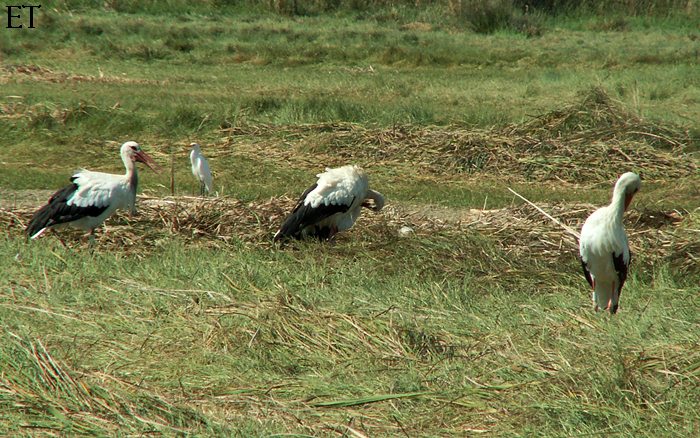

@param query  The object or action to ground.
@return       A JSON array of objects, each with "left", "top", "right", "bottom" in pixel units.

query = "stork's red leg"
[
  {"left": 606, "top": 283, "right": 614, "bottom": 312},
  {"left": 328, "top": 225, "right": 339, "bottom": 240},
  {"left": 611, "top": 282, "right": 619, "bottom": 314}
]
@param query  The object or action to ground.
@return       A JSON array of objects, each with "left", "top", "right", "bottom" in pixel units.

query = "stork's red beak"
[
  {"left": 135, "top": 150, "right": 160, "bottom": 173},
  {"left": 624, "top": 193, "right": 634, "bottom": 211}
]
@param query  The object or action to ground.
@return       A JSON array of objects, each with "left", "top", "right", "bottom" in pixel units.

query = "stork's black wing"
[
  {"left": 612, "top": 251, "right": 630, "bottom": 293},
  {"left": 580, "top": 256, "right": 594, "bottom": 288},
  {"left": 610, "top": 250, "right": 631, "bottom": 314},
  {"left": 26, "top": 181, "right": 108, "bottom": 238},
  {"left": 274, "top": 183, "right": 353, "bottom": 241}
]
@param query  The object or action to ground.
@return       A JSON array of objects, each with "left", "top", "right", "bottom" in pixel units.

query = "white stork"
[
  {"left": 26, "top": 141, "right": 159, "bottom": 244},
  {"left": 579, "top": 172, "right": 641, "bottom": 314},
  {"left": 274, "top": 165, "right": 385, "bottom": 241},
  {"left": 189, "top": 142, "right": 213, "bottom": 196}
]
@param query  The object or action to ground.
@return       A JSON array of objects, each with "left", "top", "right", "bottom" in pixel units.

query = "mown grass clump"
[
  {"left": 9, "top": 100, "right": 147, "bottom": 140},
  {"left": 449, "top": 0, "right": 536, "bottom": 34},
  {"left": 0, "top": 332, "right": 228, "bottom": 434},
  {"left": 220, "top": 87, "right": 696, "bottom": 184}
]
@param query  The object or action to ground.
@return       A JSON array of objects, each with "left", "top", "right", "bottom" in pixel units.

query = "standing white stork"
[
  {"left": 579, "top": 172, "right": 641, "bottom": 314},
  {"left": 189, "top": 142, "right": 213, "bottom": 196},
  {"left": 274, "top": 165, "right": 385, "bottom": 241},
  {"left": 26, "top": 141, "right": 159, "bottom": 245}
]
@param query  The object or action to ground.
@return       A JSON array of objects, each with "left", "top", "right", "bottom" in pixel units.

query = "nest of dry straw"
[
  {"left": 0, "top": 196, "right": 292, "bottom": 251},
  {"left": 2, "top": 196, "right": 696, "bottom": 275}
]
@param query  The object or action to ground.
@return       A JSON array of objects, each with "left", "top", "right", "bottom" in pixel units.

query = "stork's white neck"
[
  {"left": 122, "top": 151, "right": 138, "bottom": 191},
  {"left": 365, "top": 189, "right": 385, "bottom": 211},
  {"left": 609, "top": 185, "right": 627, "bottom": 222}
]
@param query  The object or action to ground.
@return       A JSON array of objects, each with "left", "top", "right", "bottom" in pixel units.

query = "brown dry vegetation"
[
  {"left": 2, "top": 87, "right": 697, "bottom": 273},
  {"left": 213, "top": 88, "right": 697, "bottom": 184},
  {"left": 3, "top": 193, "right": 697, "bottom": 274},
  {"left": 0, "top": 64, "right": 163, "bottom": 85}
]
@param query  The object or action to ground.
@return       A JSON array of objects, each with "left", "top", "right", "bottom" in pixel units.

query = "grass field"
[{"left": 1, "top": 2, "right": 699, "bottom": 436}]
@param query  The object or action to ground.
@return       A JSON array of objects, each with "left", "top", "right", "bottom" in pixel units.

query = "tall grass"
[{"left": 1, "top": 216, "right": 698, "bottom": 435}]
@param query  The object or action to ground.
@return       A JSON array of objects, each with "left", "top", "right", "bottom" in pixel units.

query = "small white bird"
[
  {"left": 579, "top": 172, "right": 641, "bottom": 314},
  {"left": 274, "top": 165, "right": 385, "bottom": 241},
  {"left": 189, "top": 142, "right": 213, "bottom": 196},
  {"left": 26, "top": 141, "right": 159, "bottom": 244},
  {"left": 398, "top": 226, "right": 414, "bottom": 237}
]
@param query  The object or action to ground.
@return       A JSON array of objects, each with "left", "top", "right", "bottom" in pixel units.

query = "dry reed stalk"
[{"left": 507, "top": 187, "right": 581, "bottom": 241}]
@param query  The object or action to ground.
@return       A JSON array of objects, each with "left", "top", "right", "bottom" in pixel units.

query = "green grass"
[
  {"left": 1, "top": 230, "right": 698, "bottom": 435},
  {"left": 1, "top": 3, "right": 699, "bottom": 436}
]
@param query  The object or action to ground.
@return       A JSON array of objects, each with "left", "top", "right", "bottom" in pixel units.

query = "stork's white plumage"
[
  {"left": 274, "top": 165, "right": 385, "bottom": 241},
  {"left": 579, "top": 172, "right": 641, "bottom": 314},
  {"left": 26, "top": 141, "right": 159, "bottom": 244},
  {"left": 190, "top": 143, "right": 213, "bottom": 196}
]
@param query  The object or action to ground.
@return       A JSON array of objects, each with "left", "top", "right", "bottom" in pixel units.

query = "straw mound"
[
  {"left": 221, "top": 88, "right": 696, "bottom": 183},
  {"left": 3, "top": 195, "right": 696, "bottom": 274},
  {"left": 385, "top": 201, "right": 697, "bottom": 273},
  {"left": 0, "top": 63, "right": 160, "bottom": 85}
]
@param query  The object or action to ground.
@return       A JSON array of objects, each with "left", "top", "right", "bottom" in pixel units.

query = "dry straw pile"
[
  {"left": 221, "top": 87, "right": 697, "bottom": 183},
  {"left": 3, "top": 195, "right": 697, "bottom": 276}
]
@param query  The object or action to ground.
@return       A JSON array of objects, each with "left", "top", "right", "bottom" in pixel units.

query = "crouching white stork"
[
  {"left": 189, "top": 142, "right": 213, "bottom": 196},
  {"left": 579, "top": 172, "right": 641, "bottom": 314},
  {"left": 274, "top": 165, "right": 385, "bottom": 241},
  {"left": 26, "top": 141, "right": 159, "bottom": 245}
]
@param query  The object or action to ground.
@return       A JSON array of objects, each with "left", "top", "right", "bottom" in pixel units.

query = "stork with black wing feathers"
[
  {"left": 26, "top": 141, "right": 159, "bottom": 245},
  {"left": 579, "top": 172, "right": 641, "bottom": 314},
  {"left": 274, "top": 165, "right": 385, "bottom": 241}
]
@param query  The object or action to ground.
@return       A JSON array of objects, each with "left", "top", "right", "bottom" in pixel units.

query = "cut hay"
[
  {"left": 2, "top": 195, "right": 697, "bottom": 275},
  {"left": 220, "top": 87, "right": 697, "bottom": 183},
  {"left": 0, "top": 63, "right": 162, "bottom": 85},
  {"left": 0, "top": 332, "right": 218, "bottom": 435},
  {"left": 509, "top": 86, "right": 690, "bottom": 149}
]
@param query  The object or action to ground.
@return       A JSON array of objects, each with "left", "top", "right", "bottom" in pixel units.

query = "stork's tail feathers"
[
  {"left": 25, "top": 183, "right": 80, "bottom": 240},
  {"left": 26, "top": 204, "right": 54, "bottom": 239},
  {"left": 273, "top": 224, "right": 301, "bottom": 242},
  {"left": 273, "top": 229, "right": 285, "bottom": 242}
]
